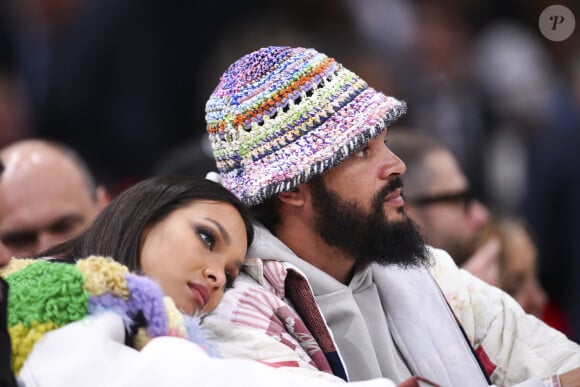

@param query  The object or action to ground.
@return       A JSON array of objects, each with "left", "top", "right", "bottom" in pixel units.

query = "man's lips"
[
  {"left": 187, "top": 282, "right": 209, "bottom": 308},
  {"left": 384, "top": 188, "right": 404, "bottom": 206}
]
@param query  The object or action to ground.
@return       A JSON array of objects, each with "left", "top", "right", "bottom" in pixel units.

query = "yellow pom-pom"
[
  {"left": 163, "top": 297, "right": 187, "bottom": 338},
  {"left": 76, "top": 256, "right": 129, "bottom": 298},
  {"left": 10, "top": 321, "right": 59, "bottom": 374},
  {"left": 0, "top": 258, "right": 37, "bottom": 278},
  {"left": 133, "top": 327, "right": 152, "bottom": 351}
]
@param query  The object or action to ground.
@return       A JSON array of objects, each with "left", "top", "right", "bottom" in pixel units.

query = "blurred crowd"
[{"left": 0, "top": 0, "right": 578, "bottom": 339}]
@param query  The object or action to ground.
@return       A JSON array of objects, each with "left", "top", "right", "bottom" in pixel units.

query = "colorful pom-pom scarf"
[{"left": 0, "top": 256, "right": 219, "bottom": 374}]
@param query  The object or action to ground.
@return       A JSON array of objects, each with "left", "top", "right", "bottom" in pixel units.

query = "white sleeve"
[
  {"left": 429, "top": 247, "right": 580, "bottom": 386},
  {"left": 18, "top": 312, "right": 137, "bottom": 387},
  {"left": 18, "top": 312, "right": 395, "bottom": 387}
]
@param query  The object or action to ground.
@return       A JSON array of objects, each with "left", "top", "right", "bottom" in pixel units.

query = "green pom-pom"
[{"left": 6, "top": 261, "right": 89, "bottom": 327}]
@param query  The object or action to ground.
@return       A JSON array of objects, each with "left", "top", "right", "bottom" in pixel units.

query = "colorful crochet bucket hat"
[{"left": 205, "top": 46, "right": 407, "bottom": 206}]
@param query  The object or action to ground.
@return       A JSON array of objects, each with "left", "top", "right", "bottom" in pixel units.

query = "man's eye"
[
  {"left": 1, "top": 233, "right": 36, "bottom": 249},
  {"left": 354, "top": 146, "right": 368, "bottom": 158}
]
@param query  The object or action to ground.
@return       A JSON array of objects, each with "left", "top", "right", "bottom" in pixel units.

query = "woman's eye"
[
  {"left": 197, "top": 228, "right": 216, "bottom": 250},
  {"left": 225, "top": 273, "right": 236, "bottom": 289}
]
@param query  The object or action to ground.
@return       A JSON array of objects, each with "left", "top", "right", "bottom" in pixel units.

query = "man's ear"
[
  {"left": 95, "top": 186, "right": 111, "bottom": 210},
  {"left": 277, "top": 185, "right": 306, "bottom": 207}
]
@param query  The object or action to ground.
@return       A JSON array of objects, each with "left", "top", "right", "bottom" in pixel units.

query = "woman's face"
[
  {"left": 502, "top": 224, "right": 547, "bottom": 318},
  {"left": 140, "top": 200, "right": 248, "bottom": 316}
]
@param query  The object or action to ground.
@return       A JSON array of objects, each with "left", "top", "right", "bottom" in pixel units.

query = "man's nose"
[
  {"left": 379, "top": 146, "right": 406, "bottom": 180},
  {"left": 468, "top": 200, "right": 490, "bottom": 229}
]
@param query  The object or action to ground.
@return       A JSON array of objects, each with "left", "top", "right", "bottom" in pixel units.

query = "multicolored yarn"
[
  {"left": 205, "top": 46, "right": 407, "bottom": 205},
  {"left": 0, "top": 256, "right": 219, "bottom": 374}
]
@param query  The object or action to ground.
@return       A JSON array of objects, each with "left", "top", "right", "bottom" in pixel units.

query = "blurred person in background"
[
  {"left": 0, "top": 139, "right": 109, "bottom": 261},
  {"left": 472, "top": 17, "right": 580, "bottom": 342},
  {"left": 387, "top": 128, "right": 500, "bottom": 286},
  {"left": 476, "top": 215, "right": 571, "bottom": 335}
]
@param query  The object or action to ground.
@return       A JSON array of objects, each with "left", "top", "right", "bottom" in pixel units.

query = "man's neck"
[{"left": 276, "top": 220, "right": 355, "bottom": 284}]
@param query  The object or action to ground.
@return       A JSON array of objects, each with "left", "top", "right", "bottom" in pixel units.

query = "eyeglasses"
[{"left": 407, "top": 189, "right": 475, "bottom": 212}]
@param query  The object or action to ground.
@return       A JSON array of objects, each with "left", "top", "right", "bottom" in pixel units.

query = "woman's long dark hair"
[{"left": 40, "top": 176, "right": 254, "bottom": 271}]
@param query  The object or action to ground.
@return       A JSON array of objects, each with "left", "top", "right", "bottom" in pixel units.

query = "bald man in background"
[{"left": 0, "top": 139, "right": 109, "bottom": 261}]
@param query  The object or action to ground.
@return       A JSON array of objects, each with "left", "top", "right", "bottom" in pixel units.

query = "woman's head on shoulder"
[{"left": 43, "top": 175, "right": 254, "bottom": 316}]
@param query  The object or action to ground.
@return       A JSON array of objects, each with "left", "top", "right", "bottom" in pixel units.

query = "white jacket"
[
  {"left": 203, "top": 224, "right": 580, "bottom": 387},
  {"left": 18, "top": 312, "right": 395, "bottom": 387}
]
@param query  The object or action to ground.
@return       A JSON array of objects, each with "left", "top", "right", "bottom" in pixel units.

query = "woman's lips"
[{"left": 187, "top": 282, "right": 209, "bottom": 308}]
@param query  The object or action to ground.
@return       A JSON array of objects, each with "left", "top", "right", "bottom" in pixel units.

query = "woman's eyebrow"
[{"left": 204, "top": 218, "right": 231, "bottom": 244}]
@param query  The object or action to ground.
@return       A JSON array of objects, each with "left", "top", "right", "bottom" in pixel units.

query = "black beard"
[{"left": 310, "top": 176, "right": 430, "bottom": 269}]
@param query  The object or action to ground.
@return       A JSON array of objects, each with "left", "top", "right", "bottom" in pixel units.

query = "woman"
[
  {"left": 42, "top": 175, "right": 254, "bottom": 316},
  {"left": 2, "top": 176, "right": 252, "bottom": 374},
  {"left": 477, "top": 215, "right": 570, "bottom": 335}
]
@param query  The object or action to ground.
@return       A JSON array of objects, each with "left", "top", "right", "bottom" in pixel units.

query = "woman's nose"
[{"left": 205, "top": 266, "right": 226, "bottom": 288}]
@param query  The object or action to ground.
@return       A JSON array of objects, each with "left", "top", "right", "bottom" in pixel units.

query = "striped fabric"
[
  {"left": 216, "top": 258, "right": 336, "bottom": 375},
  {"left": 205, "top": 46, "right": 406, "bottom": 206}
]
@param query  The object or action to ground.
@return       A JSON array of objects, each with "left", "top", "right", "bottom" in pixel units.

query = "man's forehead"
[
  {"left": 2, "top": 145, "right": 67, "bottom": 178},
  {"left": 2, "top": 159, "right": 90, "bottom": 202}
]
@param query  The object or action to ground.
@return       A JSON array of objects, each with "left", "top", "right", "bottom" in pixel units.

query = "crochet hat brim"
[{"left": 220, "top": 89, "right": 406, "bottom": 206}]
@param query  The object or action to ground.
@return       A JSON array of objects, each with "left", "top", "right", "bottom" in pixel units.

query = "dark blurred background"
[{"left": 1, "top": 0, "right": 579, "bottom": 339}]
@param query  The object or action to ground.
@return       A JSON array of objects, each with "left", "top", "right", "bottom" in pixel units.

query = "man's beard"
[{"left": 310, "top": 176, "right": 430, "bottom": 269}]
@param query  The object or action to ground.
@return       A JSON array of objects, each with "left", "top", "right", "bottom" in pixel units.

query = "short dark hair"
[
  {"left": 40, "top": 176, "right": 254, "bottom": 271},
  {"left": 251, "top": 175, "right": 327, "bottom": 235}
]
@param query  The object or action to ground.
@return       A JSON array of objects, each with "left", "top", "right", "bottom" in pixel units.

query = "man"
[
  {"left": 202, "top": 46, "right": 580, "bottom": 386},
  {"left": 386, "top": 129, "right": 500, "bottom": 286},
  {"left": 0, "top": 139, "right": 109, "bottom": 261}
]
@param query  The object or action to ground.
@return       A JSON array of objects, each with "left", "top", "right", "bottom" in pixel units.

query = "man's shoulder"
[{"left": 215, "top": 261, "right": 291, "bottom": 321}]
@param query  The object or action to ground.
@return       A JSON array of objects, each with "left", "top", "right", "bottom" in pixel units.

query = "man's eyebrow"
[{"left": 205, "top": 218, "right": 231, "bottom": 245}]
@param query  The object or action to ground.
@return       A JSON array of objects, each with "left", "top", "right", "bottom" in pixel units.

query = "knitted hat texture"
[{"left": 205, "top": 46, "right": 407, "bottom": 205}]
